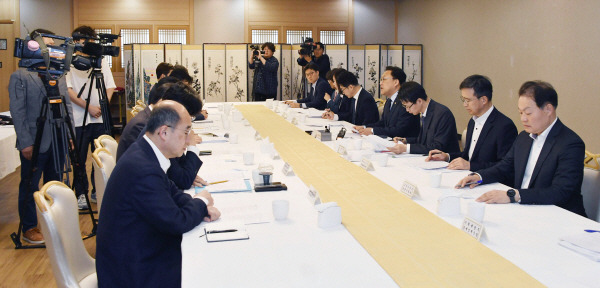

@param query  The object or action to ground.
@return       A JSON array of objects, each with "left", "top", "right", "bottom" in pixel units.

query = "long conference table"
[{"left": 182, "top": 102, "right": 600, "bottom": 288}]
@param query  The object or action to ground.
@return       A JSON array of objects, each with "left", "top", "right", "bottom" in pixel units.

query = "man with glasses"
[
  {"left": 387, "top": 82, "right": 460, "bottom": 154},
  {"left": 312, "top": 42, "right": 330, "bottom": 80},
  {"left": 354, "top": 66, "right": 420, "bottom": 138},
  {"left": 322, "top": 70, "right": 379, "bottom": 125},
  {"left": 426, "top": 75, "right": 517, "bottom": 175},
  {"left": 286, "top": 63, "right": 332, "bottom": 110},
  {"left": 97, "top": 100, "right": 221, "bottom": 287}
]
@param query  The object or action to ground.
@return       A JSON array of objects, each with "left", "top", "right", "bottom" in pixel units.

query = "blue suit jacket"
[
  {"left": 326, "top": 90, "right": 343, "bottom": 114},
  {"left": 368, "top": 95, "right": 420, "bottom": 138},
  {"left": 116, "top": 106, "right": 150, "bottom": 161},
  {"left": 336, "top": 89, "right": 380, "bottom": 125},
  {"left": 450, "top": 107, "right": 517, "bottom": 175},
  {"left": 477, "top": 119, "right": 586, "bottom": 216},
  {"left": 407, "top": 99, "right": 460, "bottom": 154},
  {"left": 97, "top": 137, "right": 208, "bottom": 288},
  {"left": 297, "top": 78, "right": 332, "bottom": 110}
]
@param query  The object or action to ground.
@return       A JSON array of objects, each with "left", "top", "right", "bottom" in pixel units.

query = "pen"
[
  {"left": 379, "top": 150, "right": 391, "bottom": 153},
  {"left": 207, "top": 229, "right": 238, "bottom": 234},
  {"left": 209, "top": 180, "right": 229, "bottom": 185},
  {"left": 454, "top": 180, "right": 482, "bottom": 189},
  {"left": 584, "top": 229, "right": 600, "bottom": 233}
]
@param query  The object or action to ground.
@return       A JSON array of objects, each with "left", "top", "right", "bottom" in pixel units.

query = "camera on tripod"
[
  {"left": 298, "top": 37, "right": 315, "bottom": 57},
  {"left": 71, "top": 32, "right": 120, "bottom": 70},
  {"left": 14, "top": 33, "right": 75, "bottom": 77}
]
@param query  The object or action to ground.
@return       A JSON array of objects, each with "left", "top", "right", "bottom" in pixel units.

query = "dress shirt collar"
[
  {"left": 143, "top": 134, "right": 171, "bottom": 173},
  {"left": 473, "top": 105, "right": 494, "bottom": 124},
  {"left": 389, "top": 91, "right": 399, "bottom": 103},
  {"left": 148, "top": 104, "right": 153, "bottom": 111},
  {"left": 421, "top": 100, "right": 430, "bottom": 118},
  {"left": 352, "top": 87, "right": 362, "bottom": 100},
  {"left": 530, "top": 117, "right": 558, "bottom": 141}
]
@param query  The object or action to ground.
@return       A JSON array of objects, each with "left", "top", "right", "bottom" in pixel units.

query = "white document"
[
  {"left": 559, "top": 231, "right": 600, "bottom": 261},
  {"left": 411, "top": 160, "right": 449, "bottom": 170},
  {"left": 365, "top": 135, "right": 396, "bottom": 151}
]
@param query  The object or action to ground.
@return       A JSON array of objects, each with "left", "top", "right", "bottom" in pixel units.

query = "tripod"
[
  {"left": 10, "top": 73, "right": 89, "bottom": 249},
  {"left": 74, "top": 67, "right": 113, "bottom": 224}
]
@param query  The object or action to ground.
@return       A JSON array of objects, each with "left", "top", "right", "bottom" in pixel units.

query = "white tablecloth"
[{"left": 0, "top": 126, "right": 21, "bottom": 179}]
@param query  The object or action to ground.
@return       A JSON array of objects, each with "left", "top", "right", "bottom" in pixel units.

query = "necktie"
[
  {"left": 309, "top": 86, "right": 315, "bottom": 99},
  {"left": 350, "top": 98, "right": 357, "bottom": 124},
  {"left": 418, "top": 114, "right": 425, "bottom": 143},
  {"left": 388, "top": 99, "right": 393, "bottom": 111}
]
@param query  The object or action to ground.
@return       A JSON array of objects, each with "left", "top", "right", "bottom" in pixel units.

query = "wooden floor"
[{"left": 0, "top": 154, "right": 98, "bottom": 288}]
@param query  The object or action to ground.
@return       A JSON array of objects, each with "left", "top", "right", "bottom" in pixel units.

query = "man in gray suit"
[{"left": 9, "top": 29, "right": 74, "bottom": 244}]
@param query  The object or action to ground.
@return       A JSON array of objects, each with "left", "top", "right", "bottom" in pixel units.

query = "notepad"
[{"left": 204, "top": 222, "right": 249, "bottom": 242}]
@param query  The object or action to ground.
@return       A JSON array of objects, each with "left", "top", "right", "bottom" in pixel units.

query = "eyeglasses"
[
  {"left": 402, "top": 102, "right": 414, "bottom": 109},
  {"left": 459, "top": 96, "right": 477, "bottom": 104},
  {"left": 340, "top": 86, "right": 349, "bottom": 94},
  {"left": 305, "top": 71, "right": 316, "bottom": 77},
  {"left": 380, "top": 77, "right": 392, "bottom": 82},
  {"left": 168, "top": 125, "right": 192, "bottom": 136}
]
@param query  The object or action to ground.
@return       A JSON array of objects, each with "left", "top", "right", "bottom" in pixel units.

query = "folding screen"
[{"left": 203, "top": 44, "right": 227, "bottom": 103}]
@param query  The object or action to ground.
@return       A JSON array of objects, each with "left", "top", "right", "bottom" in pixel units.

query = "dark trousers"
[
  {"left": 74, "top": 123, "right": 107, "bottom": 196},
  {"left": 254, "top": 92, "right": 276, "bottom": 102},
  {"left": 19, "top": 147, "right": 64, "bottom": 233}
]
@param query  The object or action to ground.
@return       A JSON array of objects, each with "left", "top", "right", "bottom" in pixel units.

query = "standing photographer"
[
  {"left": 248, "top": 42, "right": 279, "bottom": 101},
  {"left": 9, "top": 29, "right": 74, "bottom": 244},
  {"left": 297, "top": 41, "right": 330, "bottom": 80},
  {"left": 66, "top": 25, "right": 116, "bottom": 209}
]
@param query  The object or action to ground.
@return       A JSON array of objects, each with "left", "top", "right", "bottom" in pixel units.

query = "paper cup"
[
  {"left": 243, "top": 152, "right": 254, "bottom": 165},
  {"left": 468, "top": 202, "right": 486, "bottom": 223},
  {"left": 429, "top": 172, "right": 442, "bottom": 188},
  {"left": 272, "top": 200, "right": 290, "bottom": 221},
  {"left": 229, "top": 133, "right": 238, "bottom": 144}
]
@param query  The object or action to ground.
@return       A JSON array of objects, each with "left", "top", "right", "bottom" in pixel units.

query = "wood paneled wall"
[
  {"left": 0, "top": 0, "right": 19, "bottom": 112},
  {"left": 246, "top": 0, "right": 353, "bottom": 43}
]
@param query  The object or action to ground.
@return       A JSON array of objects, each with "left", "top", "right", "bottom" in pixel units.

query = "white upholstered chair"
[
  {"left": 95, "top": 135, "right": 118, "bottom": 162},
  {"left": 34, "top": 181, "right": 97, "bottom": 288},
  {"left": 460, "top": 128, "right": 468, "bottom": 151},
  {"left": 91, "top": 147, "right": 116, "bottom": 216},
  {"left": 582, "top": 150, "right": 600, "bottom": 222}
]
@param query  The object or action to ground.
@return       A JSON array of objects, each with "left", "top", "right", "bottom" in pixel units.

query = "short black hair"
[
  {"left": 332, "top": 68, "right": 345, "bottom": 91},
  {"left": 161, "top": 82, "right": 202, "bottom": 116},
  {"left": 30, "top": 28, "right": 54, "bottom": 39},
  {"left": 156, "top": 62, "right": 174, "bottom": 79},
  {"left": 326, "top": 68, "right": 341, "bottom": 81},
  {"left": 72, "top": 25, "right": 97, "bottom": 40},
  {"left": 385, "top": 66, "right": 407, "bottom": 84},
  {"left": 399, "top": 81, "right": 428, "bottom": 103},
  {"left": 304, "top": 63, "right": 320, "bottom": 73},
  {"left": 170, "top": 65, "right": 193, "bottom": 83},
  {"left": 518, "top": 80, "right": 558, "bottom": 108},
  {"left": 335, "top": 70, "right": 359, "bottom": 88},
  {"left": 148, "top": 76, "right": 179, "bottom": 105},
  {"left": 146, "top": 105, "right": 181, "bottom": 134},
  {"left": 315, "top": 42, "right": 325, "bottom": 50},
  {"left": 459, "top": 75, "right": 493, "bottom": 101},
  {"left": 261, "top": 42, "right": 276, "bottom": 53}
]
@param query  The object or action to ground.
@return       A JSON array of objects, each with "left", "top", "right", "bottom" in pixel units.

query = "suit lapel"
[
  {"left": 421, "top": 100, "right": 435, "bottom": 144},
  {"left": 383, "top": 98, "right": 392, "bottom": 124},
  {"left": 471, "top": 108, "right": 497, "bottom": 159},
  {"left": 528, "top": 120, "right": 562, "bottom": 187},
  {"left": 28, "top": 72, "right": 45, "bottom": 92},
  {"left": 463, "top": 119, "right": 475, "bottom": 158},
  {"left": 515, "top": 134, "right": 534, "bottom": 189}
]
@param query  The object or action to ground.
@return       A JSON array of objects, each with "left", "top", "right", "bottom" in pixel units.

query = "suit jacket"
[
  {"left": 116, "top": 106, "right": 151, "bottom": 161},
  {"left": 8, "top": 68, "right": 73, "bottom": 153},
  {"left": 167, "top": 152, "right": 203, "bottom": 189},
  {"left": 326, "top": 90, "right": 343, "bottom": 114},
  {"left": 407, "top": 99, "right": 460, "bottom": 154},
  {"left": 478, "top": 119, "right": 586, "bottom": 216},
  {"left": 297, "top": 78, "right": 332, "bottom": 110},
  {"left": 450, "top": 107, "right": 518, "bottom": 174},
  {"left": 368, "top": 95, "right": 420, "bottom": 138},
  {"left": 97, "top": 137, "right": 208, "bottom": 288},
  {"left": 337, "top": 89, "right": 380, "bottom": 125}
]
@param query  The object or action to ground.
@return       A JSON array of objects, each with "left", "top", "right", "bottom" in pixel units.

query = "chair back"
[
  {"left": 34, "top": 181, "right": 97, "bottom": 288},
  {"left": 582, "top": 167, "right": 600, "bottom": 222},
  {"left": 91, "top": 148, "right": 116, "bottom": 216},
  {"left": 97, "top": 135, "right": 118, "bottom": 161},
  {"left": 375, "top": 98, "right": 385, "bottom": 118},
  {"left": 460, "top": 128, "right": 467, "bottom": 151}
]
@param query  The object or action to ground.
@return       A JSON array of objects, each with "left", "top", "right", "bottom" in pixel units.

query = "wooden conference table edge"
[{"left": 236, "top": 105, "right": 543, "bottom": 288}]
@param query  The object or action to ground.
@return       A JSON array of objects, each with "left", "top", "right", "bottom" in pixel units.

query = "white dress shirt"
[
  {"left": 468, "top": 105, "right": 494, "bottom": 159},
  {"left": 301, "top": 82, "right": 318, "bottom": 109},
  {"left": 334, "top": 87, "right": 362, "bottom": 121},
  {"left": 520, "top": 117, "right": 558, "bottom": 189}
]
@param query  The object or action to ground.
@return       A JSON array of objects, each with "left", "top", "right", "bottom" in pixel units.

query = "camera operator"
[
  {"left": 297, "top": 41, "right": 330, "bottom": 80},
  {"left": 9, "top": 29, "right": 74, "bottom": 244},
  {"left": 65, "top": 25, "right": 116, "bottom": 209},
  {"left": 248, "top": 42, "right": 279, "bottom": 101}
]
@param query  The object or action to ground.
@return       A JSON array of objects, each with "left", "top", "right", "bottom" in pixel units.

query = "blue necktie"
[{"left": 350, "top": 98, "right": 357, "bottom": 124}]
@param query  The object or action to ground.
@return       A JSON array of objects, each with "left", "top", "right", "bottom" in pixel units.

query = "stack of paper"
[
  {"left": 365, "top": 135, "right": 395, "bottom": 151},
  {"left": 559, "top": 231, "right": 600, "bottom": 261}
]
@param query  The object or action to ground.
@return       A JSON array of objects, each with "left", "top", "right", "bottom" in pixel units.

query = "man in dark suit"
[
  {"left": 426, "top": 75, "right": 517, "bottom": 175},
  {"left": 387, "top": 82, "right": 460, "bottom": 155},
  {"left": 286, "top": 63, "right": 332, "bottom": 110},
  {"left": 324, "top": 68, "right": 343, "bottom": 113},
  {"left": 9, "top": 29, "right": 74, "bottom": 244},
  {"left": 355, "top": 66, "right": 420, "bottom": 138},
  {"left": 97, "top": 101, "right": 221, "bottom": 287},
  {"left": 456, "top": 81, "right": 586, "bottom": 216},
  {"left": 116, "top": 76, "right": 178, "bottom": 161},
  {"left": 322, "top": 70, "right": 379, "bottom": 125}
]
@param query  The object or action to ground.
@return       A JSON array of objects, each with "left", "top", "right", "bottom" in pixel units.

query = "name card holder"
[
  {"left": 399, "top": 180, "right": 420, "bottom": 199},
  {"left": 337, "top": 145, "right": 348, "bottom": 156},
  {"left": 313, "top": 131, "right": 322, "bottom": 141},
  {"left": 282, "top": 162, "right": 295, "bottom": 176},
  {"left": 291, "top": 117, "right": 299, "bottom": 125},
  {"left": 307, "top": 185, "right": 322, "bottom": 205},
  {"left": 254, "top": 131, "right": 262, "bottom": 141},
  {"left": 461, "top": 217, "right": 487, "bottom": 241},
  {"left": 360, "top": 157, "right": 375, "bottom": 171}
]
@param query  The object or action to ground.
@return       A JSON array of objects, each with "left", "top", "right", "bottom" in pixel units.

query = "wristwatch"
[{"left": 507, "top": 189, "right": 516, "bottom": 203}]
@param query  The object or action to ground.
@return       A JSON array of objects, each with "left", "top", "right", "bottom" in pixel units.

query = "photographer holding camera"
[
  {"left": 248, "top": 42, "right": 279, "bottom": 101},
  {"left": 66, "top": 25, "right": 116, "bottom": 209},
  {"left": 297, "top": 41, "right": 330, "bottom": 80},
  {"left": 9, "top": 29, "right": 74, "bottom": 244}
]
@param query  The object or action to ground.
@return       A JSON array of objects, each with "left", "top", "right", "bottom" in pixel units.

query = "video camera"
[
  {"left": 71, "top": 32, "right": 120, "bottom": 70},
  {"left": 250, "top": 44, "right": 265, "bottom": 59},
  {"left": 14, "top": 33, "right": 75, "bottom": 78},
  {"left": 298, "top": 37, "right": 315, "bottom": 57}
]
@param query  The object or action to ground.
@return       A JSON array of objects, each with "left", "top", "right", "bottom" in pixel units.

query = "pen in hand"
[{"left": 454, "top": 180, "right": 482, "bottom": 189}]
